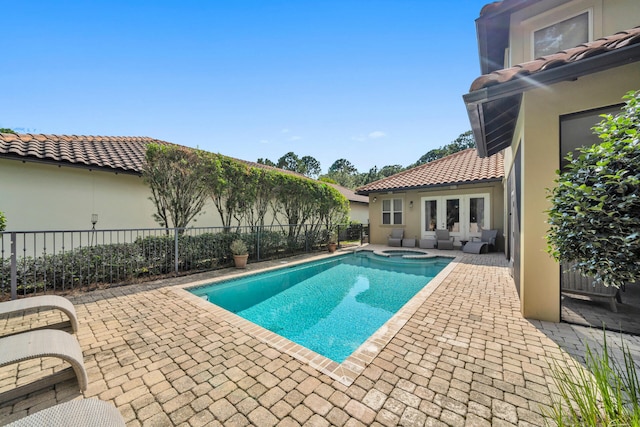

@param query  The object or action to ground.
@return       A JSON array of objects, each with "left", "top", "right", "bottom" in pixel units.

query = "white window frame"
[{"left": 382, "top": 198, "right": 403, "bottom": 225}]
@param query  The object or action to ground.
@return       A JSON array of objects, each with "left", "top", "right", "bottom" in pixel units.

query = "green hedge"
[{"left": 0, "top": 227, "right": 333, "bottom": 297}]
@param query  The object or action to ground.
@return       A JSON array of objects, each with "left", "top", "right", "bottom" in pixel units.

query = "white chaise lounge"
[
  {"left": 6, "top": 398, "right": 125, "bottom": 427},
  {"left": 0, "top": 329, "right": 88, "bottom": 403},
  {"left": 0, "top": 295, "right": 79, "bottom": 335}
]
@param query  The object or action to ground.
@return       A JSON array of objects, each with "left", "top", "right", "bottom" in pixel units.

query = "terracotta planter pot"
[
  {"left": 327, "top": 243, "right": 337, "bottom": 253},
  {"left": 233, "top": 254, "right": 249, "bottom": 268}
]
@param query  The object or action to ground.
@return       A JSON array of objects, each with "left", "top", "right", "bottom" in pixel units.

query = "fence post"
[
  {"left": 256, "top": 227, "right": 261, "bottom": 261},
  {"left": 10, "top": 232, "right": 17, "bottom": 300},
  {"left": 174, "top": 228, "right": 179, "bottom": 274},
  {"left": 304, "top": 225, "right": 309, "bottom": 252}
]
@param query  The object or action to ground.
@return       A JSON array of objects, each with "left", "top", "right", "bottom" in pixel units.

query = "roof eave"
[
  {"left": 464, "top": 43, "right": 640, "bottom": 158},
  {"left": 356, "top": 177, "right": 504, "bottom": 196},
  {"left": 0, "top": 154, "right": 142, "bottom": 176}
]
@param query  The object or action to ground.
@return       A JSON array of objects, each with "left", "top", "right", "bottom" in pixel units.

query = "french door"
[{"left": 421, "top": 194, "right": 490, "bottom": 242}]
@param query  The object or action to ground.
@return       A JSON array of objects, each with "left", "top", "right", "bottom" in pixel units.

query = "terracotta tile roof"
[
  {"left": 478, "top": 0, "right": 531, "bottom": 17},
  {"left": 327, "top": 183, "right": 369, "bottom": 204},
  {"left": 356, "top": 149, "right": 504, "bottom": 194},
  {"left": 0, "top": 133, "right": 306, "bottom": 179},
  {"left": 470, "top": 26, "right": 640, "bottom": 92},
  {"left": 0, "top": 133, "right": 169, "bottom": 173}
]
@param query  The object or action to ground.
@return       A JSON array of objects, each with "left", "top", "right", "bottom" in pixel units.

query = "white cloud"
[
  {"left": 289, "top": 136, "right": 301, "bottom": 141},
  {"left": 351, "top": 131, "right": 387, "bottom": 142},
  {"left": 281, "top": 128, "right": 290, "bottom": 133}
]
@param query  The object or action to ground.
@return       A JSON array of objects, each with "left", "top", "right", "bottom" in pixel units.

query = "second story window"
[
  {"left": 533, "top": 11, "right": 589, "bottom": 57},
  {"left": 382, "top": 199, "right": 403, "bottom": 225}
]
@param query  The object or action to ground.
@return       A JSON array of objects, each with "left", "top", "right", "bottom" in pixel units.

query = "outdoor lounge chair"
[
  {"left": 6, "top": 398, "right": 125, "bottom": 427},
  {"left": 435, "top": 229, "right": 454, "bottom": 250},
  {"left": 0, "top": 295, "right": 79, "bottom": 336},
  {"left": 0, "top": 329, "right": 88, "bottom": 403},
  {"left": 462, "top": 229, "right": 498, "bottom": 254},
  {"left": 388, "top": 228, "right": 403, "bottom": 247}
]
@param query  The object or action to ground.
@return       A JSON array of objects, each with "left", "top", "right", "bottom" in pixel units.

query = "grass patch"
[{"left": 546, "top": 330, "right": 640, "bottom": 426}]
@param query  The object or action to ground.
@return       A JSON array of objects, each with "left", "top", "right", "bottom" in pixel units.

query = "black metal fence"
[{"left": 0, "top": 223, "right": 369, "bottom": 300}]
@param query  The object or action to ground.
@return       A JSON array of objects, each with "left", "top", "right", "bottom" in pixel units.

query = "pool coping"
[{"left": 172, "top": 248, "right": 461, "bottom": 386}]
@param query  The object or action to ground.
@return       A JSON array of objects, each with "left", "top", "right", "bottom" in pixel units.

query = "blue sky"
[{"left": 3, "top": 1, "right": 491, "bottom": 174}]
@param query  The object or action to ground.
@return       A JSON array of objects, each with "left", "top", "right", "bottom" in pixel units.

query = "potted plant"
[
  {"left": 230, "top": 239, "right": 249, "bottom": 268},
  {"left": 327, "top": 231, "right": 338, "bottom": 253}
]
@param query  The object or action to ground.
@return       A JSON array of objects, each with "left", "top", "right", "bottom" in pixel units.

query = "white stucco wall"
[
  {"left": 0, "top": 159, "right": 361, "bottom": 232},
  {"left": 0, "top": 159, "right": 222, "bottom": 231},
  {"left": 348, "top": 202, "right": 369, "bottom": 224}
]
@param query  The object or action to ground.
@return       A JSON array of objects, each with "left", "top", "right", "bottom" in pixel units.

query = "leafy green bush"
[
  {"left": 0, "top": 211, "right": 6, "bottom": 232},
  {"left": 1, "top": 225, "right": 347, "bottom": 297},
  {"left": 547, "top": 90, "right": 640, "bottom": 288}
]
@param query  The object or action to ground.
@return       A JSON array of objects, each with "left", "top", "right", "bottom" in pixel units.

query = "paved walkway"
[{"left": 2, "top": 249, "right": 640, "bottom": 426}]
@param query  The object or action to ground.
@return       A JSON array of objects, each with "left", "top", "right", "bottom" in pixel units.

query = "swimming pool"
[{"left": 189, "top": 251, "right": 452, "bottom": 363}]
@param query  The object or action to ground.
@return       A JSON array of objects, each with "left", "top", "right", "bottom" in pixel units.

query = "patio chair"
[
  {"left": 435, "top": 229, "right": 454, "bottom": 250},
  {"left": 5, "top": 398, "right": 126, "bottom": 427},
  {"left": 0, "top": 329, "right": 89, "bottom": 403},
  {"left": 387, "top": 228, "right": 403, "bottom": 247},
  {"left": 1, "top": 295, "right": 79, "bottom": 336},
  {"left": 463, "top": 229, "right": 498, "bottom": 254}
]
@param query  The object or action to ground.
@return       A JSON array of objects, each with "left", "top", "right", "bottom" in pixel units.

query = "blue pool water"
[{"left": 190, "top": 252, "right": 451, "bottom": 362}]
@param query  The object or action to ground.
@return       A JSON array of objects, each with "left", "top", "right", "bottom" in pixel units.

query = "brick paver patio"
[{"left": 2, "top": 248, "right": 639, "bottom": 426}]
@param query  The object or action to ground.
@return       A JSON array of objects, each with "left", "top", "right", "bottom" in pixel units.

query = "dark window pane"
[{"left": 394, "top": 212, "right": 402, "bottom": 225}]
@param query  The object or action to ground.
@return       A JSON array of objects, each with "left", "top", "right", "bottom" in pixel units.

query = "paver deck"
[{"left": 1, "top": 248, "right": 639, "bottom": 426}]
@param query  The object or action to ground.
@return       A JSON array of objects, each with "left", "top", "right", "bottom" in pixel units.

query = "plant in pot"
[
  {"left": 327, "top": 231, "right": 338, "bottom": 253},
  {"left": 230, "top": 239, "right": 249, "bottom": 269}
]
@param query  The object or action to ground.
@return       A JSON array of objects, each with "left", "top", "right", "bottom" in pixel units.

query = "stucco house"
[
  {"left": 463, "top": 0, "right": 640, "bottom": 321},
  {"left": 0, "top": 133, "right": 365, "bottom": 232},
  {"left": 356, "top": 149, "right": 504, "bottom": 250},
  {"left": 327, "top": 183, "right": 369, "bottom": 224}
]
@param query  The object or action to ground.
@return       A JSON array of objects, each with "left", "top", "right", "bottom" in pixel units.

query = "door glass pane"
[
  {"left": 446, "top": 199, "right": 460, "bottom": 232},
  {"left": 425, "top": 200, "right": 437, "bottom": 231},
  {"left": 469, "top": 197, "right": 485, "bottom": 231}
]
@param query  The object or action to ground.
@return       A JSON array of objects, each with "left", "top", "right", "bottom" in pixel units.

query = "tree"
[
  {"left": 143, "top": 144, "right": 209, "bottom": 230},
  {"left": 277, "top": 152, "right": 300, "bottom": 171},
  {"left": 204, "top": 154, "right": 250, "bottom": 230},
  {"left": 300, "top": 156, "right": 321, "bottom": 179},
  {"left": 257, "top": 158, "right": 276, "bottom": 167},
  {"left": 546, "top": 90, "right": 640, "bottom": 288},
  {"left": 413, "top": 130, "right": 475, "bottom": 167},
  {"left": 328, "top": 159, "right": 357, "bottom": 175},
  {"left": 273, "top": 152, "right": 321, "bottom": 178},
  {"left": 0, "top": 128, "right": 16, "bottom": 134},
  {"left": 379, "top": 165, "right": 404, "bottom": 178}
]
